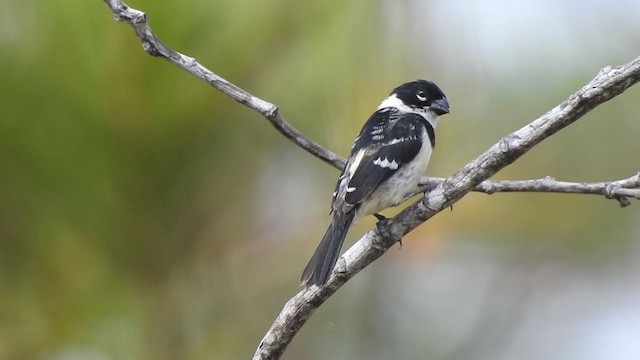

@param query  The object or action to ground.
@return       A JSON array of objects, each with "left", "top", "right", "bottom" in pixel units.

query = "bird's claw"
[
  {"left": 375, "top": 215, "right": 391, "bottom": 237},
  {"left": 373, "top": 213, "right": 387, "bottom": 221},
  {"left": 374, "top": 214, "right": 403, "bottom": 248}
]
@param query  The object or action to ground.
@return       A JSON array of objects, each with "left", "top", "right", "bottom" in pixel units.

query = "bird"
[{"left": 300, "top": 79, "right": 450, "bottom": 287}]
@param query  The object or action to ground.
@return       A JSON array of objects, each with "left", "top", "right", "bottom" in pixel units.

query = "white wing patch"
[
  {"left": 370, "top": 122, "right": 386, "bottom": 141},
  {"left": 351, "top": 135, "right": 361, "bottom": 149},
  {"left": 373, "top": 157, "right": 399, "bottom": 170},
  {"left": 347, "top": 149, "right": 366, "bottom": 177},
  {"left": 388, "top": 136, "right": 417, "bottom": 145}
]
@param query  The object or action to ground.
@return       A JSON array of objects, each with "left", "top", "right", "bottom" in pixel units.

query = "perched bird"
[{"left": 301, "top": 80, "right": 450, "bottom": 287}]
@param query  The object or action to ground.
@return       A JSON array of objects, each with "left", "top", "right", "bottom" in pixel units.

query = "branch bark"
[
  {"left": 102, "top": 0, "right": 345, "bottom": 170},
  {"left": 252, "top": 59, "right": 640, "bottom": 359},
  {"left": 100, "top": 1, "right": 640, "bottom": 359},
  {"left": 419, "top": 174, "right": 640, "bottom": 207}
]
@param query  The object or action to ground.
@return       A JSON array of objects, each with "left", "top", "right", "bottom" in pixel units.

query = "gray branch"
[
  {"left": 419, "top": 174, "right": 640, "bottom": 207},
  {"left": 99, "top": 1, "right": 640, "bottom": 359},
  {"left": 102, "top": 0, "right": 345, "bottom": 170},
  {"left": 253, "top": 58, "right": 640, "bottom": 359}
]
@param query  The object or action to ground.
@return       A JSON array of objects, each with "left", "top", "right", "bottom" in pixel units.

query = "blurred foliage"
[{"left": 0, "top": 0, "right": 638, "bottom": 359}]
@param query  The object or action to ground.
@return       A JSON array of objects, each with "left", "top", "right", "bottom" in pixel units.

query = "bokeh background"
[{"left": 1, "top": 0, "right": 639, "bottom": 359}]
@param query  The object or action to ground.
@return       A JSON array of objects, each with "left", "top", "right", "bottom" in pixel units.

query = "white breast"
[{"left": 356, "top": 127, "right": 433, "bottom": 217}]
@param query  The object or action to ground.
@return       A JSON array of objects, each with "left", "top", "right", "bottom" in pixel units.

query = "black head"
[{"left": 391, "top": 79, "right": 450, "bottom": 116}]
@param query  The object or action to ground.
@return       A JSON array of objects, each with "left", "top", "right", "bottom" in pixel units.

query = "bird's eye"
[{"left": 416, "top": 91, "right": 427, "bottom": 102}]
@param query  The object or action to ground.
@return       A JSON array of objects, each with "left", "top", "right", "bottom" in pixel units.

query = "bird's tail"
[{"left": 300, "top": 211, "right": 355, "bottom": 287}]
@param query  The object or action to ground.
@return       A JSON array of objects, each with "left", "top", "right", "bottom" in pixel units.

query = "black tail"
[{"left": 300, "top": 211, "right": 355, "bottom": 287}]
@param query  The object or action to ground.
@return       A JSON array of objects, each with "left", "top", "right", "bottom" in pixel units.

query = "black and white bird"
[{"left": 301, "top": 80, "right": 450, "bottom": 287}]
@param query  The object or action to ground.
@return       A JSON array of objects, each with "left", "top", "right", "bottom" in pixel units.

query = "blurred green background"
[{"left": 1, "top": 0, "right": 639, "bottom": 359}]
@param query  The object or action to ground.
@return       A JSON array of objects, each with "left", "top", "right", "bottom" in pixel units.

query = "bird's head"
[{"left": 379, "top": 79, "right": 450, "bottom": 117}]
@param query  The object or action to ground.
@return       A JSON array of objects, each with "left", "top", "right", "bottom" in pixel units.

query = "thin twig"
[
  {"left": 102, "top": 0, "right": 345, "bottom": 170},
  {"left": 419, "top": 173, "right": 640, "bottom": 207}
]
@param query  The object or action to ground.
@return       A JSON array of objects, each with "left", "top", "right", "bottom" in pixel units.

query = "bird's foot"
[
  {"left": 374, "top": 214, "right": 403, "bottom": 249},
  {"left": 374, "top": 213, "right": 390, "bottom": 236}
]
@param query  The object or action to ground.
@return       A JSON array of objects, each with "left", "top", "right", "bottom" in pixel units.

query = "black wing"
[{"left": 342, "top": 110, "right": 431, "bottom": 205}]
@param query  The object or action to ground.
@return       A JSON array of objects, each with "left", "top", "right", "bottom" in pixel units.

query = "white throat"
[{"left": 378, "top": 94, "right": 439, "bottom": 129}]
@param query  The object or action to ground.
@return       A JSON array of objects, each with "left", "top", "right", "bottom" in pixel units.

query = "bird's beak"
[{"left": 431, "top": 98, "right": 450, "bottom": 116}]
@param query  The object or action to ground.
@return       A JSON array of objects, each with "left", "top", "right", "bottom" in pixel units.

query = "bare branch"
[
  {"left": 253, "top": 57, "right": 640, "bottom": 359},
  {"left": 101, "top": 0, "right": 345, "bottom": 170},
  {"left": 419, "top": 173, "right": 640, "bottom": 207}
]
